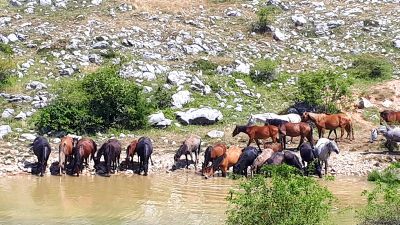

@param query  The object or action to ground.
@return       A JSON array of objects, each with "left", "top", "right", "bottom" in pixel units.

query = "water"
[{"left": 0, "top": 174, "right": 371, "bottom": 224}]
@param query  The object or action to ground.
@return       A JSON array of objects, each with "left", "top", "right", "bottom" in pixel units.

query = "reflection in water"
[{"left": 0, "top": 174, "right": 371, "bottom": 224}]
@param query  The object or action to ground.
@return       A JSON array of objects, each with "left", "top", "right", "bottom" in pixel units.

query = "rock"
[
  {"left": 327, "top": 20, "right": 344, "bottom": 29},
  {"left": 291, "top": 15, "right": 307, "bottom": 26},
  {"left": 176, "top": 107, "right": 223, "bottom": 125},
  {"left": 358, "top": 98, "right": 373, "bottom": 109},
  {"left": 382, "top": 99, "right": 393, "bottom": 108},
  {"left": 91, "top": 0, "right": 102, "bottom": 5},
  {"left": 20, "top": 133, "right": 36, "bottom": 141},
  {"left": 92, "top": 41, "right": 109, "bottom": 49},
  {"left": 315, "top": 23, "right": 329, "bottom": 36},
  {"left": 168, "top": 71, "right": 189, "bottom": 85},
  {"left": 394, "top": 40, "right": 400, "bottom": 49},
  {"left": 39, "top": 0, "right": 52, "bottom": 6},
  {"left": 148, "top": 112, "right": 172, "bottom": 128},
  {"left": 234, "top": 60, "right": 250, "bottom": 74},
  {"left": 226, "top": 10, "right": 241, "bottom": 17},
  {"left": 7, "top": 33, "right": 18, "bottom": 42},
  {"left": 2, "top": 109, "right": 14, "bottom": 118},
  {"left": 273, "top": 29, "right": 287, "bottom": 41},
  {"left": 53, "top": 138, "right": 61, "bottom": 144},
  {"left": 10, "top": 0, "right": 22, "bottom": 6},
  {"left": 172, "top": 90, "right": 192, "bottom": 108},
  {"left": 26, "top": 81, "right": 47, "bottom": 90},
  {"left": 207, "top": 130, "right": 224, "bottom": 138},
  {"left": 0, "top": 125, "right": 12, "bottom": 139},
  {"left": 59, "top": 68, "right": 74, "bottom": 76},
  {"left": 15, "top": 112, "right": 26, "bottom": 120}
]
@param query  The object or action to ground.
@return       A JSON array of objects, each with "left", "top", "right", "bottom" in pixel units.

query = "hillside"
[{"left": 0, "top": 0, "right": 400, "bottom": 176}]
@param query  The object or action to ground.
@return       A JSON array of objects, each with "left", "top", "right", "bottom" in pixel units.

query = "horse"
[
  {"left": 247, "top": 113, "right": 301, "bottom": 126},
  {"left": 380, "top": 110, "right": 400, "bottom": 125},
  {"left": 251, "top": 148, "right": 275, "bottom": 176},
  {"left": 174, "top": 134, "right": 201, "bottom": 170},
  {"left": 31, "top": 136, "right": 51, "bottom": 176},
  {"left": 233, "top": 146, "right": 259, "bottom": 177},
  {"left": 314, "top": 138, "right": 340, "bottom": 176},
  {"left": 96, "top": 139, "right": 122, "bottom": 175},
  {"left": 202, "top": 146, "right": 213, "bottom": 176},
  {"left": 205, "top": 143, "right": 227, "bottom": 175},
  {"left": 136, "top": 137, "right": 154, "bottom": 176},
  {"left": 299, "top": 142, "right": 322, "bottom": 178},
  {"left": 265, "top": 152, "right": 285, "bottom": 165},
  {"left": 370, "top": 126, "right": 400, "bottom": 151},
  {"left": 232, "top": 125, "right": 279, "bottom": 151},
  {"left": 264, "top": 142, "right": 283, "bottom": 152},
  {"left": 71, "top": 138, "right": 97, "bottom": 177},
  {"left": 125, "top": 139, "right": 138, "bottom": 167},
  {"left": 278, "top": 122, "right": 313, "bottom": 150},
  {"left": 264, "top": 151, "right": 303, "bottom": 172},
  {"left": 59, "top": 136, "right": 78, "bottom": 174},
  {"left": 203, "top": 145, "right": 242, "bottom": 178},
  {"left": 302, "top": 112, "right": 354, "bottom": 141},
  {"left": 264, "top": 119, "right": 295, "bottom": 143}
]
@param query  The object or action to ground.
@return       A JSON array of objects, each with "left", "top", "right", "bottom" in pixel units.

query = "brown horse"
[
  {"left": 174, "top": 134, "right": 201, "bottom": 170},
  {"left": 72, "top": 138, "right": 97, "bottom": 176},
  {"left": 203, "top": 143, "right": 227, "bottom": 176},
  {"left": 232, "top": 125, "right": 279, "bottom": 151},
  {"left": 279, "top": 122, "right": 313, "bottom": 150},
  {"left": 264, "top": 142, "right": 283, "bottom": 152},
  {"left": 302, "top": 112, "right": 354, "bottom": 140},
  {"left": 203, "top": 145, "right": 242, "bottom": 178},
  {"left": 59, "top": 136, "right": 78, "bottom": 174},
  {"left": 380, "top": 110, "right": 400, "bottom": 125},
  {"left": 125, "top": 140, "right": 138, "bottom": 167}
]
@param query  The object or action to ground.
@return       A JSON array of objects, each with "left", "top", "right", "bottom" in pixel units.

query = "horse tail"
[
  {"left": 197, "top": 140, "right": 202, "bottom": 156},
  {"left": 41, "top": 145, "right": 47, "bottom": 176},
  {"left": 309, "top": 125, "right": 314, "bottom": 148},
  {"left": 212, "top": 153, "right": 226, "bottom": 172}
]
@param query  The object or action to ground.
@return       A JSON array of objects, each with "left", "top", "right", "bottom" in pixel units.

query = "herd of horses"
[{"left": 28, "top": 109, "right": 400, "bottom": 178}]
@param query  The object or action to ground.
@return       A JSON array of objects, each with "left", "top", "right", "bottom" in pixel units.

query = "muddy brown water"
[{"left": 0, "top": 173, "right": 371, "bottom": 224}]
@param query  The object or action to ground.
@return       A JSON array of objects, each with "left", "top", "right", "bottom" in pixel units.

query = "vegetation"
[
  {"left": 34, "top": 66, "right": 151, "bottom": 135},
  {"left": 252, "top": 5, "right": 282, "bottom": 33},
  {"left": 151, "top": 86, "right": 173, "bottom": 109},
  {"left": 0, "top": 58, "right": 15, "bottom": 89},
  {"left": 350, "top": 54, "right": 393, "bottom": 80},
  {"left": 367, "top": 162, "right": 400, "bottom": 184},
  {"left": 249, "top": 59, "right": 279, "bottom": 83},
  {"left": 192, "top": 59, "right": 218, "bottom": 75},
  {"left": 296, "top": 70, "right": 353, "bottom": 113},
  {"left": 0, "top": 43, "right": 13, "bottom": 55},
  {"left": 226, "top": 164, "right": 334, "bottom": 225}
]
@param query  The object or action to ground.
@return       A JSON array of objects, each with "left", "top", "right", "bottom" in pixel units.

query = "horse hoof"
[{"left": 144, "top": 173, "right": 148, "bottom": 176}]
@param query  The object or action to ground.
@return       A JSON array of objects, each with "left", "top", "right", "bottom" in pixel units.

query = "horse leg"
[
  {"left": 255, "top": 139, "right": 262, "bottom": 151},
  {"left": 327, "top": 130, "right": 332, "bottom": 139},
  {"left": 340, "top": 127, "right": 345, "bottom": 140},
  {"left": 324, "top": 160, "right": 328, "bottom": 176},
  {"left": 189, "top": 152, "right": 196, "bottom": 170},
  {"left": 194, "top": 151, "right": 198, "bottom": 170},
  {"left": 221, "top": 167, "right": 227, "bottom": 177},
  {"left": 318, "top": 128, "right": 323, "bottom": 139},
  {"left": 297, "top": 136, "right": 304, "bottom": 150},
  {"left": 185, "top": 154, "right": 189, "bottom": 169}
]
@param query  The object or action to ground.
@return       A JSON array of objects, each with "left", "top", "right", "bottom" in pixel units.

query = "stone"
[
  {"left": 26, "top": 81, "right": 47, "bottom": 90},
  {"left": 53, "top": 138, "right": 61, "bottom": 144},
  {"left": 148, "top": 112, "right": 172, "bottom": 128},
  {"left": 15, "top": 112, "right": 26, "bottom": 120},
  {"left": 2, "top": 109, "right": 14, "bottom": 118},
  {"left": 39, "top": 0, "right": 52, "bottom": 5},
  {"left": 20, "top": 133, "right": 36, "bottom": 141},
  {"left": 176, "top": 107, "right": 223, "bottom": 125},
  {"left": 315, "top": 23, "right": 329, "bottom": 36},
  {"left": 207, "top": 130, "right": 224, "bottom": 138},
  {"left": 234, "top": 60, "right": 250, "bottom": 74},
  {"left": 59, "top": 68, "right": 74, "bottom": 76},
  {"left": 168, "top": 71, "right": 189, "bottom": 85},
  {"left": 91, "top": 0, "right": 102, "bottom": 5},
  {"left": 291, "top": 15, "right": 306, "bottom": 26},
  {"left": 92, "top": 41, "right": 109, "bottom": 49},
  {"left": 7, "top": 33, "right": 18, "bottom": 42},
  {"left": 10, "top": 0, "right": 22, "bottom": 6},
  {"left": 172, "top": 90, "right": 191, "bottom": 108},
  {"left": 273, "top": 29, "right": 287, "bottom": 41},
  {"left": 394, "top": 40, "right": 400, "bottom": 49},
  {"left": 382, "top": 100, "right": 393, "bottom": 108},
  {"left": 358, "top": 98, "right": 373, "bottom": 109},
  {"left": 0, "top": 125, "right": 12, "bottom": 139},
  {"left": 226, "top": 10, "right": 241, "bottom": 17}
]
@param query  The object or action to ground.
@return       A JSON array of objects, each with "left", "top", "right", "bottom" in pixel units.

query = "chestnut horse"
[
  {"left": 232, "top": 125, "right": 279, "bottom": 151},
  {"left": 203, "top": 145, "right": 242, "bottom": 178},
  {"left": 278, "top": 122, "right": 314, "bottom": 150},
  {"left": 205, "top": 143, "right": 227, "bottom": 176},
  {"left": 201, "top": 146, "right": 212, "bottom": 175},
  {"left": 125, "top": 140, "right": 138, "bottom": 167},
  {"left": 59, "top": 136, "right": 78, "bottom": 174},
  {"left": 302, "top": 112, "right": 354, "bottom": 141},
  {"left": 380, "top": 110, "right": 400, "bottom": 125},
  {"left": 72, "top": 138, "right": 97, "bottom": 177}
]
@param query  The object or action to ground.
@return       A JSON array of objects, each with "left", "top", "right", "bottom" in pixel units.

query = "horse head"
[
  {"left": 232, "top": 125, "right": 240, "bottom": 137},
  {"left": 328, "top": 141, "right": 340, "bottom": 154},
  {"left": 301, "top": 112, "right": 310, "bottom": 122},
  {"left": 174, "top": 144, "right": 187, "bottom": 163},
  {"left": 247, "top": 115, "right": 255, "bottom": 126}
]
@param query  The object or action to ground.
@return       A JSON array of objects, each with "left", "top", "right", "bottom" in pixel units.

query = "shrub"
[
  {"left": 34, "top": 66, "right": 151, "bottom": 134},
  {"left": 249, "top": 59, "right": 278, "bottom": 82},
  {"left": 367, "top": 164, "right": 400, "bottom": 185},
  {"left": 350, "top": 54, "right": 393, "bottom": 80},
  {"left": 0, "top": 43, "right": 13, "bottom": 55},
  {"left": 0, "top": 58, "right": 14, "bottom": 88},
  {"left": 296, "top": 70, "right": 353, "bottom": 113},
  {"left": 226, "top": 165, "right": 334, "bottom": 225},
  {"left": 192, "top": 59, "right": 218, "bottom": 75},
  {"left": 151, "top": 86, "right": 173, "bottom": 109},
  {"left": 252, "top": 5, "right": 282, "bottom": 33}
]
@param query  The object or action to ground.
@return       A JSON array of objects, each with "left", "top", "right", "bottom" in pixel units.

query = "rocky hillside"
[{"left": 0, "top": 0, "right": 400, "bottom": 176}]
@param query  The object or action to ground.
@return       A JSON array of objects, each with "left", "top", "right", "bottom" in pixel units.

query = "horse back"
[
  {"left": 226, "top": 146, "right": 242, "bottom": 166},
  {"left": 77, "top": 138, "right": 96, "bottom": 158},
  {"left": 211, "top": 144, "right": 227, "bottom": 158},
  {"left": 137, "top": 137, "right": 153, "bottom": 158},
  {"left": 59, "top": 136, "right": 74, "bottom": 155}
]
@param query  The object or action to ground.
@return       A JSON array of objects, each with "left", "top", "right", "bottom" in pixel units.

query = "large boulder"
[
  {"left": 358, "top": 97, "right": 373, "bottom": 109},
  {"left": 2, "top": 108, "right": 14, "bottom": 118},
  {"left": 148, "top": 112, "right": 172, "bottom": 128},
  {"left": 176, "top": 107, "right": 223, "bottom": 125},
  {"left": 0, "top": 125, "right": 12, "bottom": 139},
  {"left": 172, "top": 90, "right": 192, "bottom": 108}
]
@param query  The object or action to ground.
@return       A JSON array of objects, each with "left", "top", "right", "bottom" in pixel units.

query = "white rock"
[
  {"left": 382, "top": 100, "right": 393, "bottom": 108},
  {"left": 15, "top": 112, "right": 27, "bottom": 120},
  {"left": 0, "top": 125, "right": 12, "bottom": 139},
  {"left": 91, "top": 0, "right": 102, "bottom": 5},
  {"left": 39, "top": 0, "right": 52, "bottom": 5},
  {"left": 358, "top": 98, "right": 373, "bottom": 109},
  {"left": 176, "top": 107, "right": 223, "bottom": 125},
  {"left": 7, "top": 33, "right": 18, "bottom": 42},
  {"left": 291, "top": 15, "right": 307, "bottom": 26},
  {"left": 207, "top": 130, "right": 224, "bottom": 138},
  {"left": 26, "top": 81, "right": 47, "bottom": 90},
  {"left": 20, "top": 133, "right": 36, "bottom": 141},
  {"left": 148, "top": 112, "right": 172, "bottom": 128},
  {"left": 394, "top": 40, "right": 400, "bottom": 49},
  {"left": 2, "top": 109, "right": 15, "bottom": 118},
  {"left": 172, "top": 90, "right": 192, "bottom": 108}
]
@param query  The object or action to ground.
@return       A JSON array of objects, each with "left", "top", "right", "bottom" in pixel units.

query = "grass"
[{"left": 362, "top": 107, "right": 380, "bottom": 125}]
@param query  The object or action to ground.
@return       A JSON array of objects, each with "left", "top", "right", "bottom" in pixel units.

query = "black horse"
[
  {"left": 136, "top": 137, "right": 154, "bottom": 176},
  {"left": 264, "top": 118, "right": 288, "bottom": 127},
  {"left": 201, "top": 146, "right": 212, "bottom": 175},
  {"left": 233, "top": 146, "right": 258, "bottom": 177},
  {"left": 96, "top": 139, "right": 122, "bottom": 176},
  {"left": 299, "top": 142, "right": 322, "bottom": 177},
  {"left": 31, "top": 136, "right": 51, "bottom": 176},
  {"left": 283, "top": 151, "right": 304, "bottom": 172}
]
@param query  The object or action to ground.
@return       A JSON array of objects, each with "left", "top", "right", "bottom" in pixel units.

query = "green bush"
[
  {"left": 151, "top": 86, "right": 173, "bottom": 109},
  {"left": 0, "top": 58, "right": 14, "bottom": 88},
  {"left": 252, "top": 5, "right": 282, "bottom": 33},
  {"left": 367, "top": 164, "right": 400, "bottom": 185},
  {"left": 249, "top": 59, "right": 278, "bottom": 82},
  {"left": 192, "top": 59, "right": 218, "bottom": 75},
  {"left": 296, "top": 70, "right": 353, "bottom": 113},
  {"left": 350, "top": 54, "right": 393, "bottom": 80},
  {"left": 34, "top": 66, "right": 151, "bottom": 134},
  {"left": 0, "top": 43, "right": 13, "bottom": 55},
  {"left": 226, "top": 165, "right": 334, "bottom": 225}
]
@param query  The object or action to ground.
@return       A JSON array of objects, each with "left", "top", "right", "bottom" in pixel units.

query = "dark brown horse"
[
  {"left": 204, "top": 143, "right": 227, "bottom": 176},
  {"left": 302, "top": 112, "right": 354, "bottom": 141},
  {"left": 125, "top": 140, "right": 138, "bottom": 167},
  {"left": 72, "top": 138, "right": 97, "bottom": 176},
  {"left": 31, "top": 136, "right": 51, "bottom": 176},
  {"left": 279, "top": 122, "right": 313, "bottom": 150},
  {"left": 96, "top": 139, "right": 122, "bottom": 175},
  {"left": 380, "top": 110, "right": 400, "bottom": 125},
  {"left": 59, "top": 136, "right": 78, "bottom": 174},
  {"left": 232, "top": 125, "right": 279, "bottom": 151}
]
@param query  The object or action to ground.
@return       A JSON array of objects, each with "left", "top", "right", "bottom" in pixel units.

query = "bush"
[
  {"left": 249, "top": 59, "right": 278, "bottom": 82},
  {"left": 367, "top": 164, "right": 400, "bottom": 185},
  {"left": 252, "top": 5, "right": 282, "bottom": 33},
  {"left": 34, "top": 66, "right": 151, "bottom": 134},
  {"left": 0, "top": 43, "right": 13, "bottom": 55},
  {"left": 226, "top": 165, "right": 334, "bottom": 225},
  {"left": 350, "top": 54, "right": 393, "bottom": 80},
  {"left": 0, "top": 58, "right": 14, "bottom": 88},
  {"left": 296, "top": 70, "right": 353, "bottom": 113},
  {"left": 192, "top": 59, "right": 218, "bottom": 75},
  {"left": 151, "top": 86, "right": 173, "bottom": 109}
]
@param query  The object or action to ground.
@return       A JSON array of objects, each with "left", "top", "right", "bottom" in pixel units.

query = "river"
[{"left": 0, "top": 173, "right": 371, "bottom": 224}]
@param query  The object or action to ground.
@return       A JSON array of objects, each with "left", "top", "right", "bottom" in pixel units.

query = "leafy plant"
[
  {"left": 350, "top": 54, "right": 393, "bottom": 80},
  {"left": 251, "top": 5, "right": 282, "bottom": 33},
  {"left": 0, "top": 58, "right": 15, "bottom": 89},
  {"left": 151, "top": 86, "right": 173, "bottom": 109},
  {"left": 249, "top": 59, "right": 278, "bottom": 83},
  {"left": 226, "top": 165, "right": 334, "bottom": 225},
  {"left": 0, "top": 43, "right": 13, "bottom": 55},
  {"left": 192, "top": 59, "right": 218, "bottom": 75}
]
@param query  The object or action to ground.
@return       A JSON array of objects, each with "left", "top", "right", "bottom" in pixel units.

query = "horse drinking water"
[
  {"left": 299, "top": 142, "right": 322, "bottom": 177},
  {"left": 31, "top": 136, "right": 51, "bottom": 176},
  {"left": 96, "top": 139, "right": 122, "bottom": 176},
  {"left": 233, "top": 146, "right": 259, "bottom": 177},
  {"left": 71, "top": 138, "right": 97, "bottom": 177},
  {"left": 173, "top": 134, "right": 201, "bottom": 170},
  {"left": 125, "top": 139, "right": 138, "bottom": 167},
  {"left": 203, "top": 145, "right": 242, "bottom": 178},
  {"left": 136, "top": 137, "right": 154, "bottom": 176},
  {"left": 59, "top": 136, "right": 78, "bottom": 174}
]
